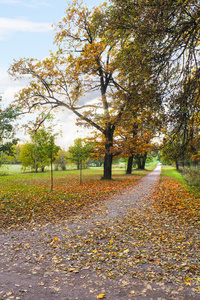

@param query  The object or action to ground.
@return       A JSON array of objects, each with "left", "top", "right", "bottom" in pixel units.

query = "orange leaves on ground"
[
  {"left": 0, "top": 171, "right": 142, "bottom": 228},
  {"left": 152, "top": 177, "right": 200, "bottom": 222}
]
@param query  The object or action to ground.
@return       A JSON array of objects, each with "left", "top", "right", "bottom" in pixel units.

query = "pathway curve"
[
  {"left": 0, "top": 164, "right": 198, "bottom": 300},
  {"left": 67, "top": 163, "right": 162, "bottom": 230}
]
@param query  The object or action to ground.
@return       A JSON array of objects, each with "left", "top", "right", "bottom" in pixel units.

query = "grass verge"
[{"left": 161, "top": 165, "right": 200, "bottom": 197}]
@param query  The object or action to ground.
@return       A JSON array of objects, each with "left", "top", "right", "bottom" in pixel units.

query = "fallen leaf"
[{"left": 97, "top": 292, "right": 106, "bottom": 299}]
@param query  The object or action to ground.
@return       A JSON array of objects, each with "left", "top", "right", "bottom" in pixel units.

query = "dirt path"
[{"left": 0, "top": 164, "right": 199, "bottom": 300}]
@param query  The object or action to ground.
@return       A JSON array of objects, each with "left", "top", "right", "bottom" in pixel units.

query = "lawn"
[{"left": 0, "top": 162, "right": 157, "bottom": 228}]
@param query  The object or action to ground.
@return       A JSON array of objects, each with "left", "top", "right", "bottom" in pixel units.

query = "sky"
[{"left": 0, "top": 0, "right": 103, "bottom": 149}]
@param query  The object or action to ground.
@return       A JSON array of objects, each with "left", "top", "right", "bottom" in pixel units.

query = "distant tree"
[
  {"left": 161, "top": 129, "right": 200, "bottom": 170},
  {"left": 19, "top": 142, "right": 35, "bottom": 171},
  {"left": 89, "top": 158, "right": 104, "bottom": 168},
  {"left": 68, "top": 138, "right": 93, "bottom": 170},
  {"left": 20, "top": 128, "right": 60, "bottom": 172},
  {"left": 12, "top": 145, "right": 22, "bottom": 164},
  {"left": 54, "top": 149, "right": 68, "bottom": 170}
]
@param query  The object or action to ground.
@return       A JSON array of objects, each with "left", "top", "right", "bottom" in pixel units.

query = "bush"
[{"left": 182, "top": 167, "right": 200, "bottom": 187}]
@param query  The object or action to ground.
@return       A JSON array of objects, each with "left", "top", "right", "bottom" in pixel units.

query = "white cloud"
[
  {"left": 0, "top": 17, "right": 52, "bottom": 40},
  {"left": 55, "top": 112, "right": 91, "bottom": 150},
  {"left": 0, "top": 0, "right": 21, "bottom": 3},
  {"left": 0, "top": 0, "right": 49, "bottom": 7}
]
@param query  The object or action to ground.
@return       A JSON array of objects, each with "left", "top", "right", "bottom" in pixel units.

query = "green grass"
[
  {"left": 145, "top": 160, "right": 160, "bottom": 170},
  {"left": 1, "top": 160, "right": 159, "bottom": 177},
  {"left": 161, "top": 165, "right": 185, "bottom": 183},
  {"left": 161, "top": 165, "right": 200, "bottom": 198}
]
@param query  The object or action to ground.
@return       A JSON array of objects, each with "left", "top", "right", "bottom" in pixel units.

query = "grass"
[
  {"left": 155, "top": 165, "right": 200, "bottom": 223},
  {"left": 161, "top": 165, "right": 200, "bottom": 198},
  {"left": 0, "top": 159, "right": 158, "bottom": 176},
  {"left": 145, "top": 160, "right": 159, "bottom": 170},
  {"left": 0, "top": 162, "right": 159, "bottom": 229},
  {"left": 161, "top": 165, "right": 185, "bottom": 183}
]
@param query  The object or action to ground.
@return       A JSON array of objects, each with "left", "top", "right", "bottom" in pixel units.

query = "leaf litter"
[{"left": 0, "top": 165, "right": 199, "bottom": 299}]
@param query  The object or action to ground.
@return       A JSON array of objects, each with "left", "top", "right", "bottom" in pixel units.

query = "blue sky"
[{"left": 0, "top": 0, "right": 103, "bottom": 148}]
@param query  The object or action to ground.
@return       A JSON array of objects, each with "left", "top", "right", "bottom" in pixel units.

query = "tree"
[
  {"left": 20, "top": 142, "right": 35, "bottom": 172},
  {"left": 100, "top": 0, "right": 165, "bottom": 173},
  {"left": 107, "top": 0, "right": 200, "bottom": 167},
  {"left": 109, "top": 0, "right": 200, "bottom": 80},
  {"left": 161, "top": 68, "right": 200, "bottom": 169},
  {"left": 68, "top": 138, "right": 93, "bottom": 169},
  {"left": 9, "top": 1, "right": 129, "bottom": 180},
  {"left": 54, "top": 149, "right": 68, "bottom": 170},
  {"left": 20, "top": 128, "right": 60, "bottom": 172},
  {"left": 0, "top": 99, "right": 18, "bottom": 164},
  {"left": 68, "top": 138, "right": 93, "bottom": 184}
]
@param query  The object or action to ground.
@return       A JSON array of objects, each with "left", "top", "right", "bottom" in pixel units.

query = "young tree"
[
  {"left": 68, "top": 138, "right": 93, "bottom": 169},
  {"left": 68, "top": 138, "right": 93, "bottom": 184}
]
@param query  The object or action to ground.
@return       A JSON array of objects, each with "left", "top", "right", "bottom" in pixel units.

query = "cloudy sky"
[{"left": 0, "top": 0, "right": 103, "bottom": 149}]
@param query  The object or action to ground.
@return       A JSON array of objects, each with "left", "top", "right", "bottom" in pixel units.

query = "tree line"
[{"left": 1, "top": 0, "right": 199, "bottom": 177}]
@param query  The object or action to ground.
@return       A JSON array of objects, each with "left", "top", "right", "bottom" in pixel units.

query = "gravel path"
[{"left": 0, "top": 164, "right": 199, "bottom": 300}]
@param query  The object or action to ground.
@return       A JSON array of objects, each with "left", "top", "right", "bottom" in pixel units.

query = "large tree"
[
  {"left": 108, "top": 0, "right": 200, "bottom": 161},
  {"left": 109, "top": 0, "right": 200, "bottom": 77},
  {"left": 9, "top": 1, "right": 128, "bottom": 179}
]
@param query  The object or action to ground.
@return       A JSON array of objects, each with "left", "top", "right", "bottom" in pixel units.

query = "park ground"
[{"left": 0, "top": 163, "right": 199, "bottom": 299}]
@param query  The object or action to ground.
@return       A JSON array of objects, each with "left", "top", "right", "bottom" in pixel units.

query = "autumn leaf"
[{"left": 97, "top": 292, "right": 106, "bottom": 299}]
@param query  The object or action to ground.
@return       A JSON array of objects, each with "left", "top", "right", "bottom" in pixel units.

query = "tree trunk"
[
  {"left": 136, "top": 153, "right": 147, "bottom": 170},
  {"left": 102, "top": 124, "right": 115, "bottom": 180},
  {"left": 126, "top": 155, "right": 134, "bottom": 174},
  {"left": 135, "top": 155, "right": 142, "bottom": 169},
  {"left": 141, "top": 152, "right": 147, "bottom": 169},
  {"left": 175, "top": 160, "right": 179, "bottom": 170}
]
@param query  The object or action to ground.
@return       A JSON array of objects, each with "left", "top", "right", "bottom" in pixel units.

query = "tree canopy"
[
  {"left": 20, "top": 127, "right": 60, "bottom": 172},
  {"left": 68, "top": 138, "right": 93, "bottom": 169},
  {"left": 8, "top": 0, "right": 200, "bottom": 174}
]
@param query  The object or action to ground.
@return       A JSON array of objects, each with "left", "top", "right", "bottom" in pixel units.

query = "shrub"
[{"left": 182, "top": 167, "right": 200, "bottom": 187}]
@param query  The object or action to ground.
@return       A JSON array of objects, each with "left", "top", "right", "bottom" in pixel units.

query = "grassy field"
[
  {"left": 0, "top": 161, "right": 158, "bottom": 228},
  {"left": 0, "top": 160, "right": 158, "bottom": 174}
]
